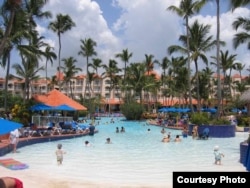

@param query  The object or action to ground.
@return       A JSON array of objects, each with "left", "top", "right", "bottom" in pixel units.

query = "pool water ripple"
[{"left": 4, "top": 117, "right": 248, "bottom": 187}]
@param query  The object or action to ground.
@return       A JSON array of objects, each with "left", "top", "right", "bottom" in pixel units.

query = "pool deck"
[{"left": 0, "top": 131, "right": 98, "bottom": 156}]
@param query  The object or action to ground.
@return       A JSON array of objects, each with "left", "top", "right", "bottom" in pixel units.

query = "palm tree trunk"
[
  {"left": 4, "top": 51, "right": 11, "bottom": 111},
  {"left": 58, "top": 34, "right": 62, "bottom": 91},
  {"left": 185, "top": 17, "right": 193, "bottom": 113},
  {"left": 0, "top": 9, "right": 15, "bottom": 57},
  {"left": 216, "top": 0, "right": 222, "bottom": 118}
]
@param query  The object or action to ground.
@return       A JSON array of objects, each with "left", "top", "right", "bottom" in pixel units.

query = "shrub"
[
  {"left": 120, "top": 102, "right": 144, "bottom": 120},
  {"left": 190, "top": 112, "right": 209, "bottom": 125},
  {"left": 209, "top": 117, "right": 230, "bottom": 125},
  {"left": 237, "top": 115, "right": 250, "bottom": 126}
]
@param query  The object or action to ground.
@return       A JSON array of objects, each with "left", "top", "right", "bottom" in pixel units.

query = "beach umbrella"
[
  {"left": 158, "top": 107, "right": 168, "bottom": 112},
  {"left": 0, "top": 118, "right": 23, "bottom": 135},
  {"left": 167, "top": 107, "right": 177, "bottom": 112},
  {"left": 53, "top": 104, "right": 76, "bottom": 111},
  {"left": 178, "top": 108, "right": 191, "bottom": 113},
  {"left": 30, "top": 103, "right": 53, "bottom": 111}
]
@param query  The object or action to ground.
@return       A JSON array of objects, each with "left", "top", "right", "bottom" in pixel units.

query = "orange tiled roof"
[{"left": 33, "top": 89, "right": 87, "bottom": 111}]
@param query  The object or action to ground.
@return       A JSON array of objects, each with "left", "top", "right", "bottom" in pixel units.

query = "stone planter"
[{"left": 188, "top": 124, "right": 236, "bottom": 138}]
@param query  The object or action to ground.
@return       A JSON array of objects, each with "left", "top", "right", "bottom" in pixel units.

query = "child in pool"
[
  {"left": 55, "top": 143, "right": 66, "bottom": 165},
  {"left": 214, "top": 145, "right": 224, "bottom": 165}
]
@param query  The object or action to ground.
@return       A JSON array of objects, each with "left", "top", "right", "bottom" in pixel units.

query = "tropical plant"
[
  {"left": 78, "top": 38, "right": 97, "bottom": 99},
  {"left": 48, "top": 13, "right": 76, "bottom": 90},
  {"left": 120, "top": 102, "right": 144, "bottom": 120},
  {"left": 115, "top": 48, "right": 133, "bottom": 80},
  {"left": 167, "top": 0, "right": 206, "bottom": 112},
  {"left": 169, "top": 19, "right": 217, "bottom": 110},
  {"left": 43, "top": 46, "right": 57, "bottom": 92},
  {"left": 0, "top": 0, "right": 22, "bottom": 57},
  {"left": 61, "top": 56, "right": 82, "bottom": 98}
]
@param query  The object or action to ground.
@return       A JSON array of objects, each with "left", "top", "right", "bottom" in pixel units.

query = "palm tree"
[
  {"left": 48, "top": 13, "right": 76, "bottom": 90},
  {"left": 199, "top": 67, "right": 214, "bottom": 105},
  {"left": 169, "top": 20, "right": 217, "bottom": 110},
  {"left": 212, "top": 50, "right": 238, "bottom": 109},
  {"left": 43, "top": 46, "right": 57, "bottom": 92},
  {"left": 115, "top": 48, "right": 133, "bottom": 80},
  {"left": 1, "top": 5, "right": 29, "bottom": 111},
  {"left": 230, "top": 0, "right": 250, "bottom": 10},
  {"left": 203, "top": 0, "right": 223, "bottom": 117},
  {"left": 24, "top": 0, "right": 52, "bottom": 34},
  {"left": 215, "top": 0, "right": 222, "bottom": 118},
  {"left": 78, "top": 38, "right": 97, "bottom": 98},
  {"left": 89, "top": 58, "right": 102, "bottom": 75},
  {"left": 126, "top": 63, "right": 148, "bottom": 104},
  {"left": 102, "top": 59, "right": 121, "bottom": 113},
  {"left": 159, "top": 57, "right": 170, "bottom": 86},
  {"left": 144, "top": 54, "right": 155, "bottom": 75},
  {"left": 167, "top": 0, "right": 206, "bottom": 112},
  {"left": 232, "top": 17, "right": 250, "bottom": 50},
  {"left": 61, "top": 56, "right": 82, "bottom": 98},
  {"left": 12, "top": 57, "right": 44, "bottom": 102},
  {"left": 0, "top": 0, "right": 22, "bottom": 57}
]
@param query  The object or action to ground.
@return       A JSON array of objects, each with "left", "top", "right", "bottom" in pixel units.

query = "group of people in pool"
[
  {"left": 116, "top": 126, "right": 125, "bottom": 133},
  {"left": 161, "top": 130, "right": 182, "bottom": 143},
  {"left": 160, "top": 125, "right": 203, "bottom": 143}
]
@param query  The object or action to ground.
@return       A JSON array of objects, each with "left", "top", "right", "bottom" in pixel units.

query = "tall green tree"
[
  {"left": 215, "top": 0, "right": 222, "bottom": 118},
  {"left": 61, "top": 56, "right": 82, "bottom": 98},
  {"left": 230, "top": 0, "right": 250, "bottom": 10},
  {"left": 0, "top": 0, "right": 22, "bottom": 57},
  {"left": 48, "top": 13, "right": 76, "bottom": 90},
  {"left": 126, "top": 63, "right": 148, "bottom": 104},
  {"left": 43, "top": 46, "right": 57, "bottom": 92},
  {"left": 78, "top": 38, "right": 97, "bottom": 98},
  {"left": 232, "top": 17, "right": 250, "bottom": 50},
  {"left": 89, "top": 58, "right": 102, "bottom": 75},
  {"left": 167, "top": 0, "right": 206, "bottom": 112},
  {"left": 102, "top": 59, "right": 121, "bottom": 113},
  {"left": 1, "top": 3, "right": 29, "bottom": 111},
  {"left": 169, "top": 20, "right": 217, "bottom": 110},
  {"left": 115, "top": 48, "right": 133, "bottom": 80}
]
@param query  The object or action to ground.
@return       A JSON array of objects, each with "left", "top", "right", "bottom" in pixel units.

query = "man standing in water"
[{"left": 9, "top": 129, "right": 20, "bottom": 153}]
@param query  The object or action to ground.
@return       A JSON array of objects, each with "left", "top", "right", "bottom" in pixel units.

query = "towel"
[{"left": 0, "top": 158, "right": 28, "bottom": 170}]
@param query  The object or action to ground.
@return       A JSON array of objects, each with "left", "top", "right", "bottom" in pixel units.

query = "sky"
[{"left": 2, "top": 0, "right": 250, "bottom": 78}]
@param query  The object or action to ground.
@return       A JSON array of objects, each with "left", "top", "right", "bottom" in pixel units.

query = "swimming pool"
[{"left": 4, "top": 117, "right": 248, "bottom": 187}]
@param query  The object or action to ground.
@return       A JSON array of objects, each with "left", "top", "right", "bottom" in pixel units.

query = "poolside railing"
[
  {"left": 94, "top": 112, "right": 124, "bottom": 117},
  {"left": 32, "top": 115, "right": 73, "bottom": 126}
]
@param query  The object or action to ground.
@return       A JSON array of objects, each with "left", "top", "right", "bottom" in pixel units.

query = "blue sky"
[{"left": 1, "top": 0, "right": 250, "bottom": 78}]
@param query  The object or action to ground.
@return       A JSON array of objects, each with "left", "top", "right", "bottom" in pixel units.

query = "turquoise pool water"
[{"left": 4, "top": 117, "right": 248, "bottom": 187}]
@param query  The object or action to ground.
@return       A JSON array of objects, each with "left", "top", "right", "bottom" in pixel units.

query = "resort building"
[{"left": 0, "top": 72, "right": 249, "bottom": 109}]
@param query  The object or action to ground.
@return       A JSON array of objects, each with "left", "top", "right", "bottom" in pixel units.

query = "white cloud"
[{"left": 189, "top": 7, "right": 250, "bottom": 74}]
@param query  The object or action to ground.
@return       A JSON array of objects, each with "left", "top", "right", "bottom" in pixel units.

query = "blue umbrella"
[
  {"left": 158, "top": 107, "right": 168, "bottom": 112},
  {"left": 202, "top": 107, "right": 217, "bottom": 114},
  {"left": 0, "top": 118, "right": 23, "bottom": 135},
  {"left": 53, "top": 104, "right": 76, "bottom": 111},
  {"left": 178, "top": 108, "right": 191, "bottom": 113},
  {"left": 168, "top": 107, "right": 177, "bottom": 112},
  {"left": 30, "top": 103, "right": 52, "bottom": 111}
]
